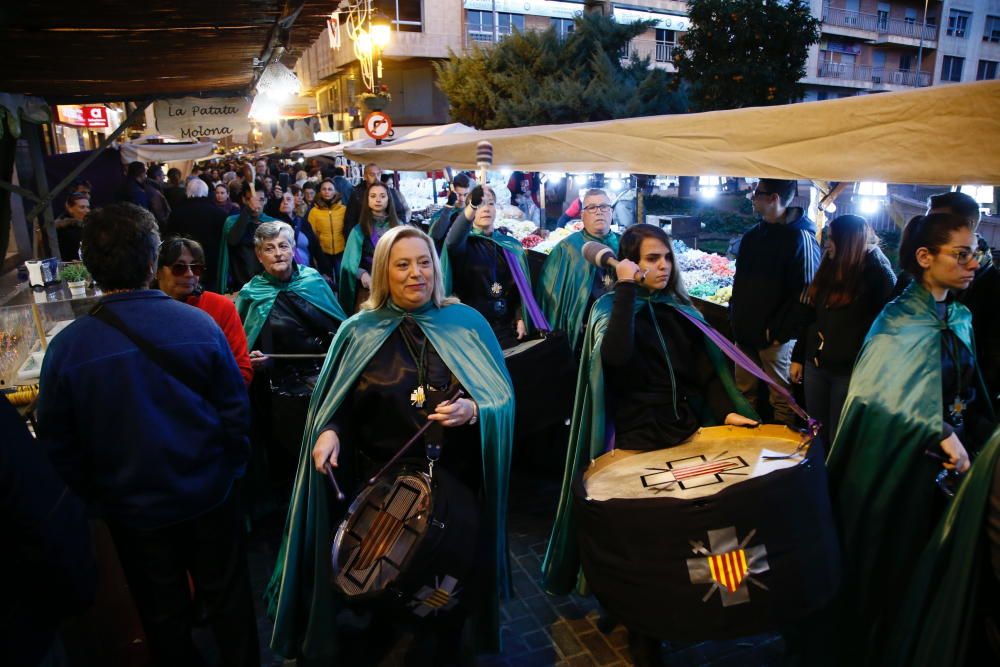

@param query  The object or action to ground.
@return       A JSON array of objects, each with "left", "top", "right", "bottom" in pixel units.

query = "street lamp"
[{"left": 370, "top": 18, "right": 391, "bottom": 84}]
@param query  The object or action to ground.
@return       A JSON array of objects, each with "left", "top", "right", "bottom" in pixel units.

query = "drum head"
[
  {"left": 332, "top": 468, "right": 433, "bottom": 598},
  {"left": 583, "top": 425, "right": 807, "bottom": 502}
]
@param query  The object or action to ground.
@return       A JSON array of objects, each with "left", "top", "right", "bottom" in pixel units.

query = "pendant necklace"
[
  {"left": 400, "top": 319, "right": 429, "bottom": 408},
  {"left": 489, "top": 237, "right": 504, "bottom": 297}
]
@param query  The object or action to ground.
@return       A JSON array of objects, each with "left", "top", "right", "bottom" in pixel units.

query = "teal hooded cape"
[
  {"left": 216, "top": 210, "right": 277, "bottom": 293},
  {"left": 234, "top": 264, "right": 346, "bottom": 350},
  {"left": 440, "top": 227, "right": 544, "bottom": 333},
  {"left": 535, "top": 230, "right": 620, "bottom": 350},
  {"left": 337, "top": 222, "right": 392, "bottom": 315},
  {"left": 885, "top": 425, "right": 1000, "bottom": 666},
  {"left": 826, "top": 281, "right": 995, "bottom": 664},
  {"left": 540, "top": 288, "right": 757, "bottom": 595},
  {"left": 265, "top": 300, "right": 515, "bottom": 662}
]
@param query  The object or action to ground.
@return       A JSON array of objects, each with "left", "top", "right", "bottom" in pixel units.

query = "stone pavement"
[{"left": 249, "top": 462, "right": 785, "bottom": 667}]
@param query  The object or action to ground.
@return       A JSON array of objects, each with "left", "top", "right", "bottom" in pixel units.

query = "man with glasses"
[
  {"left": 536, "top": 188, "right": 621, "bottom": 350},
  {"left": 730, "top": 178, "right": 820, "bottom": 427}
]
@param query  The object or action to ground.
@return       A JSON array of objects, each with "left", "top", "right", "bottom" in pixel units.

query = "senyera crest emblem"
[{"left": 686, "top": 526, "right": 769, "bottom": 606}]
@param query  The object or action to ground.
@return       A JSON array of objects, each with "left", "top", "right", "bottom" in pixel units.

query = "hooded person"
[
  {"left": 265, "top": 226, "right": 515, "bottom": 665},
  {"left": 825, "top": 212, "right": 997, "bottom": 665},
  {"left": 535, "top": 188, "right": 621, "bottom": 351}
]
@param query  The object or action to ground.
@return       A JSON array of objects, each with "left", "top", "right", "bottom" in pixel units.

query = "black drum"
[
  {"left": 503, "top": 332, "right": 575, "bottom": 436},
  {"left": 331, "top": 462, "right": 479, "bottom": 620},
  {"left": 572, "top": 425, "right": 840, "bottom": 640}
]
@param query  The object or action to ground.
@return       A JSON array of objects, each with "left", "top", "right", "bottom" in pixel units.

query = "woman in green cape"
[
  {"left": 234, "top": 221, "right": 346, "bottom": 487},
  {"left": 541, "top": 224, "right": 757, "bottom": 660},
  {"left": 443, "top": 184, "right": 543, "bottom": 348},
  {"left": 338, "top": 181, "right": 401, "bottom": 315},
  {"left": 826, "top": 212, "right": 996, "bottom": 664},
  {"left": 266, "top": 226, "right": 515, "bottom": 665}
]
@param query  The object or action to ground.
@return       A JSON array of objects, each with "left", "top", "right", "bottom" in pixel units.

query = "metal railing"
[
  {"left": 818, "top": 61, "right": 931, "bottom": 86},
  {"left": 823, "top": 7, "right": 937, "bottom": 41},
  {"left": 655, "top": 42, "right": 676, "bottom": 63},
  {"left": 465, "top": 26, "right": 515, "bottom": 45}
]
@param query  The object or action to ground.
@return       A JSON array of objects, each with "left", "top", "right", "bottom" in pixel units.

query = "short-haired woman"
[
  {"left": 156, "top": 237, "right": 252, "bottom": 385},
  {"left": 826, "top": 212, "right": 997, "bottom": 663},
  {"left": 267, "top": 226, "right": 515, "bottom": 665},
  {"left": 235, "top": 221, "right": 346, "bottom": 486}
]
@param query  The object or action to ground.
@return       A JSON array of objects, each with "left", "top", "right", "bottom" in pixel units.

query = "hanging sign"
[
  {"left": 328, "top": 12, "right": 341, "bottom": 49},
  {"left": 364, "top": 112, "right": 393, "bottom": 140},
  {"left": 56, "top": 105, "right": 109, "bottom": 128},
  {"left": 153, "top": 96, "right": 252, "bottom": 140}
]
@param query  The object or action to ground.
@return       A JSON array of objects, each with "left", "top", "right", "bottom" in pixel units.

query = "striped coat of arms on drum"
[{"left": 686, "top": 527, "right": 769, "bottom": 606}]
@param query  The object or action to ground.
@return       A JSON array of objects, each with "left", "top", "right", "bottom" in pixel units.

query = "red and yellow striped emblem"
[{"left": 708, "top": 549, "right": 749, "bottom": 593}]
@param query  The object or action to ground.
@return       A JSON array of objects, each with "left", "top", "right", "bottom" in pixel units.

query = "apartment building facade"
[{"left": 293, "top": 0, "right": 999, "bottom": 138}]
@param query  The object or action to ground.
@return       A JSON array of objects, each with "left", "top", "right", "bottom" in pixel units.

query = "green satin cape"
[
  {"left": 440, "top": 228, "right": 542, "bottom": 332},
  {"left": 337, "top": 222, "right": 392, "bottom": 315},
  {"left": 234, "top": 264, "right": 346, "bottom": 350},
  {"left": 885, "top": 424, "right": 1000, "bottom": 666},
  {"left": 216, "top": 211, "right": 277, "bottom": 293},
  {"left": 265, "top": 300, "right": 515, "bottom": 661},
  {"left": 540, "top": 288, "right": 757, "bottom": 595},
  {"left": 826, "top": 281, "right": 994, "bottom": 664},
  {"left": 535, "top": 230, "right": 620, "bottom": 350}
]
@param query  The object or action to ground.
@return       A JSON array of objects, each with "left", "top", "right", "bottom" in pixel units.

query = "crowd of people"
[{"left": 6, "top": 159, "right": 1000, "bottom": 667}]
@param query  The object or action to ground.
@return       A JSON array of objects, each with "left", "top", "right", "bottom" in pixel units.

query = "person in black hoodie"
[
  {"left": 789, "top": 215, "right": 896, "bottom": 445},
  {"left": 730, "top": 178, "right": 821, "bottom": 426}
]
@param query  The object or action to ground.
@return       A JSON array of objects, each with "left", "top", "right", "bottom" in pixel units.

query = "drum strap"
[
  {"left": 646, "top": 301, "right": 679, "bottom": 420},
  {"left": 672, "top": 306, "right": 819, "bottom": 436}
]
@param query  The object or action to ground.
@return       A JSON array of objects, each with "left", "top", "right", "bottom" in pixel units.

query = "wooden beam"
[
  {"left": 24, "top": 101, "right": 150, "bottom": 224},
  {"left": 0, "top": 179, "right": 41, "bottom": 202}
]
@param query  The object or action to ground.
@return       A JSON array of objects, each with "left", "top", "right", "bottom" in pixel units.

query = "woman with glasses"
[
  {"left": 338, "top": 181, "right": 402, "bottom": 314},
  {"left": 156, "top": 237, "right": 252, "bottom": 385},
  {"left": 825, "top": 212, "right": 997, "bottom": 664},
  {"left": 235, "top": 222, "right": 346, "bottom": 487},
  {"left": 444, "top": 184, "right": 541, "bottom": 349},
  {"left": 789, "top": 215, "right": 895, "bottom": 446}
]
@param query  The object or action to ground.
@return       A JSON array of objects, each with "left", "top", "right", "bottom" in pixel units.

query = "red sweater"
[{"left": 187, "top": 291, "right": 253, "bottom": 385}]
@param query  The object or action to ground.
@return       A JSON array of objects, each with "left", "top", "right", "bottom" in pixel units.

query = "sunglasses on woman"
[{"left": 169, "top": 262, "right": 205, "bottom": 277}]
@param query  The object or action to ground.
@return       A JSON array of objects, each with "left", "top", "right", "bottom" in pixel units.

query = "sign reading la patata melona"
[
  {"left": 153, "top": 97, "right": 251, "bottom": 139},
  {"left": 364, "top": 112, "right": 393, "bottom": 140}
]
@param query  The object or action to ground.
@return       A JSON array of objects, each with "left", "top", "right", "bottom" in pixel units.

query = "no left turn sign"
[{"left": 364, "top": 112, "right": 393, "bottom": 140}]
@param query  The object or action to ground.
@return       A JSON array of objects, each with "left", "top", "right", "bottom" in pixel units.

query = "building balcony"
[
  {"left": 619, "top": 38, "right": 679, "bottom": 71},
  {"left": 817, "top": 61, "right": 931, "bottom": 88},
  {"left": 464, "top": 26, "right": 517, "bottom": 48},
  {"left": 822, "top": 7, "right": 937, "bottom": 46}
]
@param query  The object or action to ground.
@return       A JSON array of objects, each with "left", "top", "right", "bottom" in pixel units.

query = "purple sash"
[{"left": 501, "top": 246, "right": 551, "bottom": 332}]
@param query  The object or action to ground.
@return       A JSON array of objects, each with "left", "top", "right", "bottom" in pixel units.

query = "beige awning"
[{"left": 344, "top": 80, "right": 1000, "bottom": 185}]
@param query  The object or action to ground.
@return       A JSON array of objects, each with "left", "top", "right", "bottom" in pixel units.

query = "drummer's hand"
[
  {"left": 428, "top": 398, "right": 477, "bottom": 427},
  {"left": 940, "top": 433, "right": 970, "bottom": 473},
  {"left": 790, "top": 362, "right": 804, "bottom": 384},
  {"left": 249, "top": 350, "right": 269, "bottom": 368},
  {"left": 359, "top": 271, "right": 372, "bottom": 290},
  {"left": 615, "top": 259, "right": 642, "bottom": 283},
  {"left": 516, "top": 319, "right": 527, "bottom": 340},
  {"left": 313, "top": 429, "right": 341, "bottom": 472},
  {"left": 725, "top": 413, "right": 759, "bottom": 428}
]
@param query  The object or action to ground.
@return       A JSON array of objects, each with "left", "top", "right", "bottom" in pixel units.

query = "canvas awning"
[
  {"left": 118, "top": 136, "right": 217, "bottom": 164},
  {"left": 344, "top": 81, "right": 1000, "bottom": 186},
  {"left": 298, "top": 123, "right": 477, "bottom": 159}
]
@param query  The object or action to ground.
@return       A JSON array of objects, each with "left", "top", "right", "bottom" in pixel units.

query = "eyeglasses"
[
  {"left": 749, "top": 190, "right": 774, "bottom": 200},
  {"left": 583, "top": 204, "right": 612, "bottom": 213},
  {"left": 169, "top": 262, "right": 205, "bottom": 277},
  {"left": 939, "top": 247, "right": 986, "bottom": 266}
]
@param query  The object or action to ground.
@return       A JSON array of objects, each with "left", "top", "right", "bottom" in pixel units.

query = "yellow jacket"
[{"left": 307, "top": 203, "right": 347, "bottom": 255}]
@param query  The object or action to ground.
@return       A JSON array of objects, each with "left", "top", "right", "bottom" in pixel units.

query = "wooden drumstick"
[{"left": 324, "top": 462, "right": 346, "bottom": 501}]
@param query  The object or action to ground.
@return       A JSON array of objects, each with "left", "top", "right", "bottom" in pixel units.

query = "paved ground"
[{"left": 247, "top": 454, "right": 785, "bottom": 667}]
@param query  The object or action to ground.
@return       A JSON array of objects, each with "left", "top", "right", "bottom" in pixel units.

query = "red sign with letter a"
[{"left": 81, "top": 106, "right": 109, "bottom": 128}]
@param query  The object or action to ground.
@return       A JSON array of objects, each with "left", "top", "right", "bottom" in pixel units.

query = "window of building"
[
  {"left": 877, "top": 3, "right": 890, "bottom": 31},
  {"left": 899, "top": 53, "right": 912, "bottom": 71},
  {"left": 985, "top": 15, "right": 1000, "bottom": 42},
  {"left": 466, "top": 10, "right": 524, "bottom": 41},
  {"left": 552, "top": 18, "right": 574, "bottom": 40},
  {"left": 655, "top": 28, "right": 676, "bottom": 63},
  {"left": 374, "top": 0, "right": 422, "bottom": 33},
  {"left": 941, "top": 55, "right": 965, "bottom": 81},
  {"left": 947, "top": 9, "right": 971, "bottom": 38},
  {"left": 904, "top": 8, "right": 917, "bottom": 25},
  {"left": 977, "top": 59, "right": 999, "bottom": 80}
]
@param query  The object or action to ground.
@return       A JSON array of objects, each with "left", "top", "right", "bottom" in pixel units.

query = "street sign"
[{"left": 364, "top": 112, "right": 393, "bottom": 141}]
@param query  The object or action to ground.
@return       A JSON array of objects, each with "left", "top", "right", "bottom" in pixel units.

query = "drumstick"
[
  {"left": 367, "top": 386, "right": 465, "bottom": 485},
  {"left": 324, "top": 462, "right": 346, "bottom": 501},
  {"left": 263, "top": 353, "right": 328, "bottom": 359}
]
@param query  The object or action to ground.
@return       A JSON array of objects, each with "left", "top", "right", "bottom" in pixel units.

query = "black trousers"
[{"left": 108, "top": 491, "right": 260, "bottom": 667}]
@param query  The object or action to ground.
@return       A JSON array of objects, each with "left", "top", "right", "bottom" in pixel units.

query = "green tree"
[
  {"left": 675, "top": 0, "right": 820, "bottom": 111},
  {"left": 435, "top": 14, "right": 687, "bottom": 129}
]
